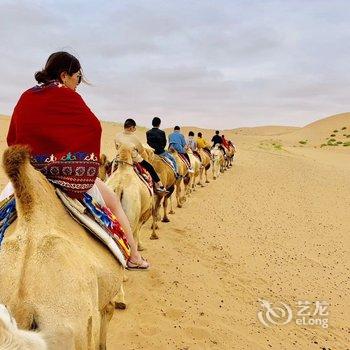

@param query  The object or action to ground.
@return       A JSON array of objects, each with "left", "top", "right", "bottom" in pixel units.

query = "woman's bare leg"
[{"left": 94, "top": 178, "right": 149, "bottom": 268}]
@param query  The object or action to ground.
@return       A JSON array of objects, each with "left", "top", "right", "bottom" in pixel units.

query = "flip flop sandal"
[{"left": 126, "top": 257, "right": 150, "bottom": 271}]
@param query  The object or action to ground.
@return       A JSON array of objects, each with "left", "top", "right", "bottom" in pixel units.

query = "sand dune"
[
  {"left": 232, "top": 125, "right": 300, "bottom": 136},
  {"left": 0, "top": 113, "right": 349, "bottom": 349},
  {"left": 280, "top": 112, "right": 350, "bottom": 148}
]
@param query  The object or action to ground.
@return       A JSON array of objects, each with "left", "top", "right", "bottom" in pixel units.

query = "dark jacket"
[
  {"left": 146, "top": 127, "right": 167, "bottom": 155},
  {"left": 211, "top": 134, "right": 222, "bottom": 146}
]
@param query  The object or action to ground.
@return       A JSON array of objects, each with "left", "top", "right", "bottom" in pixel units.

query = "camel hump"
[{"left": 2, "top": 145, "right": 34, "bottom": 216}]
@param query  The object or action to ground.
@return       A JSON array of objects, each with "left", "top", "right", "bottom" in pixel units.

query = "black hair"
[
  {"left": 174, "top": 126, "right": 180, "bottom": 131},
  {"left": 189, "top": 131, "right": 194, "bottom": 136},
  {"left": 124, "top": 118, "right": 136, "bottom": 129},
  {"left": 152, "top": 117, "right": 161, "bottom": 127},
  {"left": 198, "top": 132, "right": 202, "bottom": 137},
  {"left": 215, "top": 130, "right": 220, "bottom": 135},
  {"left": 35, "top": 51, "right": 81, "bottom": 84}
]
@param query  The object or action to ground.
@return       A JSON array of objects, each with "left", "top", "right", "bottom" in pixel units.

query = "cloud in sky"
[{"left": 1, "top": 0, "right": 350, "bottom": 129}]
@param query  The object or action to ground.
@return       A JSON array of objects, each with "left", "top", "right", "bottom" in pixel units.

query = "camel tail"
[{"left": 2, "top": 145, "right": 34, "bottom": 217}]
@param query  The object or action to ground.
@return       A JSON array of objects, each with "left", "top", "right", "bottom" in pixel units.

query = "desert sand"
[{"left": 0, "top": 113, "right": 349, "bottom": 349}]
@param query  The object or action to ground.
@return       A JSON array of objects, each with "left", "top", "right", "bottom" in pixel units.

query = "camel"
[
  {"left": 211, "top": 145, "right": 225, "bottom": 180},
  {"left": 144, "top": 149, "right": 177, "bottom": 231},
  {"left": 98, "top": 154, "right": 111, "bottom": 181},
  {"left": 226, "top": 143, "right": 236, "bottom": 167},
  {"left": 106, "top": 143, "right": 155, "bottom": 250},
  {"left": 0, "top": 146, "right": 124, "bottom": 350},
  {"left": 0, "top": 304, "right": 47, "bottom": 349},
  {"left": 187, "top": 150, "right": 201, "bottom": 193},
  {"left": 197, "top": 148, "right": 211, "bottom": 185},
  {"left": 168, "top": 148, "right": 190, "bottom": 208}
]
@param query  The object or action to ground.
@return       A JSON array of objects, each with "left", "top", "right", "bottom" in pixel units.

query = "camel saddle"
[
  {"left": 157, "top": 155, "right": 177, "bottom": 176},
  {"left": 178, "top": 153, "right": 191, "bottom": 169},
  {"left": 56, "top": 189, "right": 131, "bottom": 267},
  {"left": 0, "top": 191, "right": 131, "bottom": 267}
]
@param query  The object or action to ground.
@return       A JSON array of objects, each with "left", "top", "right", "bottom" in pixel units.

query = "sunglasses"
[{"left": 77, "top": 71, "right": 82, "bottom": 85}]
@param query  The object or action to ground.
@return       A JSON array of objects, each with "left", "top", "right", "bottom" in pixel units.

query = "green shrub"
[
  {"left": 299, "top": 140, "right": 307, "bottom": 145},
  {"left": 333, "top": 129, "right": 338, "bottom": 133},
  {"left": 330, "top": 134, "right": 336, "bottom": 137},
  {"left": 329, "top": 138, "right": 336, "bottom": 142},
  {"left": 343, "top": 142, "right": 350, "bottom": 147},
  {"left": 336, "top": 141, "right": 343, "bottom": 144},
  {"left": 341, "top": 126, "right": 347, "bottom": 130}
]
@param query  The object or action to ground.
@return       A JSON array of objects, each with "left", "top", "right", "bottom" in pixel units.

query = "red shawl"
[{"left": 7, "top": 81, "right": 102, "bottom": 198}]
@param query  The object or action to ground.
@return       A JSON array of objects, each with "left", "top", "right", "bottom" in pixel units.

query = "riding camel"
[
  {"left": 0, "top": 146, "right": 124, "bottom": 350},
  {"left": 168, "top": 148, "right": 190, "bottom": 208},
  {"left": 143, "top": 148, "right": 176, "bottom": 229},
  {"left": 197, "top": 148, "right": 211, "bottom": 184},
  {"left": 106, "top": 143, "right": 155, "bottom": 250},
  {"left": 211, "top": 145, "right": 225, "bottom": 180},
  {"left": 226, "top": 143, "right": 236, "bottom": 167},
  {"left": 187, "top": 149, "right": 201, "bottom": 193}
]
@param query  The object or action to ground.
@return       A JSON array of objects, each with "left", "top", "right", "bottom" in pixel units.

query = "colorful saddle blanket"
[
  {"left": 178, "top": 153, "right": 191, "bottom": 169},
  {"left": 0, "top": 195, "right": 17, "bottom": 246},
  {"left": 0, "top": 191, "right": 131, "bottom": 267},
  {"left": 133, "top": 163, "right": 154, "bottom": 196},
  {"left": 158, "top": 155, "right": 177, "bottom": 175},
  {"left": 57, "top": 190, "right": 130, "bottom": 267},
  {"left": 193, "top": 151, "right": 202, "bottom": 162}
]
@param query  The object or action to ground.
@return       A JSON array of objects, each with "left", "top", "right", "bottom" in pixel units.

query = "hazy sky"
[{"left": 1, "top": 0, "right": 350, "bottom": 129}]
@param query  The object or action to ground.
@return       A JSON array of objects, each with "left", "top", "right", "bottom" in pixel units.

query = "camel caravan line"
[{"left": 0, "top": 139, "right": 235, "bottom": 349}]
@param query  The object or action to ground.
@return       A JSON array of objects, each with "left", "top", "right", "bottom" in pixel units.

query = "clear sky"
[{"left": 1, "top": 0, "right": 349, "bottom": 129}]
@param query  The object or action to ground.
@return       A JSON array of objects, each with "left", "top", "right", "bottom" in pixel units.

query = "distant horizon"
[{"left": 1, "top": 111, "right": 348, "bottom": 131}]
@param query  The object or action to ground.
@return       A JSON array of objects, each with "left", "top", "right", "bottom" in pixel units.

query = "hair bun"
[{"left": 34, "top": 70, "right": 49, "bottom": 84}]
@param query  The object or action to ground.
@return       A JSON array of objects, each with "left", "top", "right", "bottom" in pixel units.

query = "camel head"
[
  {"left": 116, "top": 143, "right": 134, "bottom": 166},
  {"left": 98, "top": 154, "right": 111, "bottom": 181}
]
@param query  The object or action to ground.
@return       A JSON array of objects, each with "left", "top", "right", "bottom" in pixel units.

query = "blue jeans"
[{"left": 160, "top": 151, "right": 179, "bottom": 173}]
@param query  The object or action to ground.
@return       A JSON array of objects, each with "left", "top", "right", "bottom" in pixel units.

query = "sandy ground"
[{"left": 0, "top": 114, "right": 349, "bottom": 349}]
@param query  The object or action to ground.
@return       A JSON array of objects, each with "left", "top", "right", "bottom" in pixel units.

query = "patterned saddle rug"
[
  {"left": 193, "top": 151, "right": 202, "bottom": 162},
  {"left": 0, "top": 195, "right": 16, "bottom": 246},
  {"left": 178, "top": 153, "right": 191, "bottom": 169},
  {"left": 157, "top": 155, "right": 177, "bottom": 175},
  {"left": 0, "top": 190, "right": 131, "bottom": 267}
]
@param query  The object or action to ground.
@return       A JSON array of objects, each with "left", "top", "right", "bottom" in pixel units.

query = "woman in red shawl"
[
  {"left": 221, "top": 135, "right": 230, "bottom": 150},
  {"left": 5, "top": 51, "right": 149, "bottom": 270}
]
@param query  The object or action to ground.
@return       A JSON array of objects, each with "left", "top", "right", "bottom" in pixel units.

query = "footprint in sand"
[
  {"left": 165, "top": 307, "right": 184, "bottom": 320},
  {"left": 139, "top": 325, "right": 161, "bottom": 336}
]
